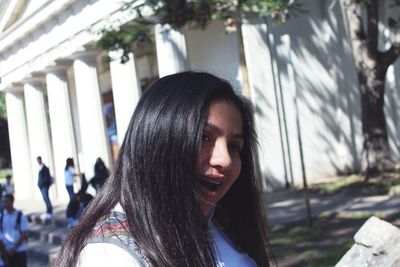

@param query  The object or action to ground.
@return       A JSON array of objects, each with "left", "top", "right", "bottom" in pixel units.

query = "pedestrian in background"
[
  {"left": 37, "top": 156, "right": 53, "bottom": 220},
  {"left": 89, "top": 157, "right": 109, "bottom": 193},
  {"left": 0, "top": 194, "right": 29, "bottom": 267},
  {"left": 56, "top": 72, "right": 274, "bottom": 266},
  {"left": 2, "top": 175, "right": 14, "bottom": 197},
  {"left": 64, "top": 158, "right": 80, "bottom": 201}
]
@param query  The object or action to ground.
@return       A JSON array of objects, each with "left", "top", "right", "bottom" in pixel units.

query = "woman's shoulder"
[
  {"left": 89, "top": 211, "right": 133, "bottom": 245},
  {"left": 78, "top": 243, "right": 143, "bottom": 267},
  {"left": 84, "top": 207, "right": 150, "bottom": 266}
]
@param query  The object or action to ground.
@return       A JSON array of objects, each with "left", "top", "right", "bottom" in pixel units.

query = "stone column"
[
  {"left": 154, "top": 24, "right": 189, "bottom": 77},
  {"left": 46, "top": 62, "right": 77, "bottom": 202},
  {"left": 5, "top": 89, "right": 35, "bottom": 200},
  {"left": 72, "top": 50, "right": 111, "bottom": 179},
  {"left": 23, "top": 74, "right": 55, "bottom": 199},
  {"left": 109, "top": 51, "right": 141, "bottom": 145}
]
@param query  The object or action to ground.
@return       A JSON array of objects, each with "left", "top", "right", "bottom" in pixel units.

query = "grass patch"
[
  {"left": 273, "top": 249, "right": 296, "bottom": 259},
  {"left": 318, "top": 178, "right": 350, "bottom": 193},
  {"left": 386, "top": 179, "right": 400, "bottom": 192},
  {"left": 273, "top": 238, "right": 352, "bottom": 264},
  {"left": 318, "top": 211, "right": 334, "bottom": 218},
  {"left": 308, "top": 238, "right": 353, "bottom": 267},
  {"left": 272, "top": 172, "right": 400, "bottom": 266},
  {"left": 271, "top": 226, "right": 324, "bottom": 246},
  {"left": 0, "top": 168, "right": 12, "bottom": 183},
  {"left": 337, "top": 211, "right": 373, "bottom": 219},
  {"left": 271, "top": 224, "right": 285, "bottom": 232},
  {"left": 302, "top": 250, "right": 317, "bottom": 258},
  {"left": 271, "top": 219, "right": 355, "bottom": 263},
  {"left": 389, "top": 184, "right": 400, "bottom": 195},
  {"left": 315, "top": 173, "right": 399, "bottom": 196}
]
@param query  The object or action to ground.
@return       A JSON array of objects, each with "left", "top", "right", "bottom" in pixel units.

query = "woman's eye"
[
  {"left": 229, "top": 143, "right": 242, "bottom": 153},
  {"left": 202, "top": 132, "right": 210, "bottom": 142}
]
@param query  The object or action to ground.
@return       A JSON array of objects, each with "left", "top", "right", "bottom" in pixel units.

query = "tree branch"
[
  {"left": 366, "top": 1, "right": 379, "bottom": 54},
  {"left": 349, "top": 1, "right": 367, "bottom": 42},
  {"left": 381, "top": 44, "right": 400, "bottom": 69}
]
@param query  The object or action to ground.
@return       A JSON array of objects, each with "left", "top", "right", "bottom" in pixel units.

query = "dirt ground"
[
  {"left": 269, "top": 172, "right": 400, "bottom": 267},
  {"left": 270, "top": 212, "right": 400, "bottom": 267}
]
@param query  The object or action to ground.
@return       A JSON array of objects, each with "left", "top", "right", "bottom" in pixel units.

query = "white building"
[{"left": 0, "top": 0, "right": 399, "bottom": 203}]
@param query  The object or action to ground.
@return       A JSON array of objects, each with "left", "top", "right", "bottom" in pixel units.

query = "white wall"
[
  {"left": 185, "top": 21, "right": 242, "bottom": 92},
  {"left": 242, "top": 1, "right": 366, "bottom": 188}
]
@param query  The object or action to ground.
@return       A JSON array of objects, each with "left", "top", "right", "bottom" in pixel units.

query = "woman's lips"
[{"left": 198, "top": 175, "right": 224, "bottom": 192}]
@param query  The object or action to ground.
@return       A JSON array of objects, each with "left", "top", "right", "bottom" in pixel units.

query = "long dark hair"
[
  {"left": 55, "top": 72, "right": 272, "bottom": 266},
  {"left": 65, "top": 158, "right": 74, "bottom": 171}
]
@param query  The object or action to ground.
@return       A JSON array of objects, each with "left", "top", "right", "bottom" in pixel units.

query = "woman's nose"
[{"left": 209, "top": 141, "right": 232, "bottom": 169}]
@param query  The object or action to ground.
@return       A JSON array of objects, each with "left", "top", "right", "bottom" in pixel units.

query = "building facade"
[{"left": 0, "top": 0, "right": 399, "bottom": 203}]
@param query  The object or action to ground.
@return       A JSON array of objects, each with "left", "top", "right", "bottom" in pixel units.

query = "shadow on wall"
[
  {"left": 286, "top": 1, "right": 362, "bottom": 176},
  {"left": 256, "top": 1, "right": 368, "bottom": 188},
  {"left": 253, "top": 83, "right": 288, "bottom": 190}
]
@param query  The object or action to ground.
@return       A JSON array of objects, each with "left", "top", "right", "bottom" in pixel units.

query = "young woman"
[
  {"left": 64, "top": 158, "right": 79, "bottom": 200},
  {"left": 55, "top": 72, "right": 274, "bottom": 266},
  {"left": 89, "top": 157, "right": 110, "bottom": 192}
]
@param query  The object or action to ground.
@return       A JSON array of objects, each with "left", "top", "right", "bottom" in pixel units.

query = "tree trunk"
[
  {"left": 345, "top": 1, "right": 395, "bottom": 176},
  {"left": 357, "top": 62, "right": 392, "bottom": 176}
]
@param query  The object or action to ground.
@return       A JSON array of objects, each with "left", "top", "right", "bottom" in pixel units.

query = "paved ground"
[
  {"left": 266, "top": 188, "right": 400, "bottom": 225},
  {"left": 28, "top": 258, "right": 48, "bottom": 267}
]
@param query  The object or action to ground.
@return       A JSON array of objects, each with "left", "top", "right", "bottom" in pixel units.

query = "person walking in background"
[
  {"left": 64, "top": 158, "right": 80, "bottom": 201},
  {"left": 0, "top": 194, "right": 29, "bottom": 267},
  {"left": 0, "top": 175, "right": 14, "bottom": 212},
  {"left": 37, "top": 156, "right": 53, "bottom": 220},
  {"left": 56, "top": 72, "right": 273, "bottom": 266},
  {"left": 89, "top": 157, "right": 109, "bottom": 192},
  {"left": 2, "top": 175, "right": 15, "bottom": 197}
]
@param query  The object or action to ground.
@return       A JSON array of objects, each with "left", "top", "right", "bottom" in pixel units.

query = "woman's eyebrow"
[{"left": 205, "top": 122, "right": 244, "bottom": 139}]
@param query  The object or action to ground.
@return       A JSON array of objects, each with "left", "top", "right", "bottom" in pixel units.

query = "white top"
[
  {"left": 38, "top": 164, "right": 44, "bottom": 172},
  {"left": 64, "top": 166, "right": 76, "bottom": 186},
  {"left": 1, "top": 210, "right": 29, "bottom": 253},
  {"left": 210, "top": 221, "right": 256, "bottom": 267},
  {"left": 78, "top": 205, "right": 256, "bottom": 267},
  {"left": 2, "top": 183, "right": 15, "bottom": 196},
  {"left": 78, "top": 243, "right": 143, "bottom": 267}
]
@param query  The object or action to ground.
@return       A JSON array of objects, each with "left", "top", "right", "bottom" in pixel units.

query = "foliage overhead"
[
  {"left": 95, "top": 0, "right": 302, "bottom": 62},
  {"left": 123, "top": 0, "right": 301, "bottom": 28},
  {"left": 0, "top": 93, "right": 6, "bottom": 119}
]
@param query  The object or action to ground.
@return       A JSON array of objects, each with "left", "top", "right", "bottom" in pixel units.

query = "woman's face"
[{"left": 196, "top": 100, "right": 243, "bottom": 217}]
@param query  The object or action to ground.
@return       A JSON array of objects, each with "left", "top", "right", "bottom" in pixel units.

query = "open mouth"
[{"left": 199, "top": 177, "right": 223, "bottom": 192}]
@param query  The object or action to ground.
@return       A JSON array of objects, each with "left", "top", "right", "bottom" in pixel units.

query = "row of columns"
[
  {"left": 5, "top": 51, "right": 141, "bottom": 201},
  {"left": 5, "top": 26, "right": 188, "bottom": 202}
]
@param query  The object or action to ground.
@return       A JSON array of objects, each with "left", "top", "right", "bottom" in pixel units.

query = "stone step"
[
  {"left": 28, "top": 238, "right": 60, "bottom": 265},
  {"left": 26, "top": 212, "right": 70, "bottom": 265},
  {"left": 27, "top": 256, "right": 49, "bottom": 267},
  {"left": 27, "top": 212, "right": 68, "bottom": 228},
  {"left": 29, "top": 223, "right": 69, "bottom": 246}
]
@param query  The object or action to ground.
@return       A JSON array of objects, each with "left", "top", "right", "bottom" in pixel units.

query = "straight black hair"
[
  {"left": 55, "top": 71, "right": 273, "bottom": 266},
  {"left": 65, "top": 158, "right": 74, "bottom": 171}
]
